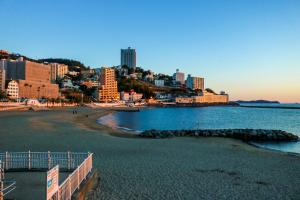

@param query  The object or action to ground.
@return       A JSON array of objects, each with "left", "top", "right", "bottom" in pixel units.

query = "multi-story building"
[
  {"left": 121, "top": 47, "right": 136, "bottom": 70},
  {"left": 50, "top": 63, "right": 69, "bottom": 81},
  {"left": 4, "top": 58, "right": 59, "bottom": 99},
  {"left": 0, "top": 69, "right": 5, "bottom": 92},
  {"left": 6, "top": 80, "right": 19, "bottom": 99},
  {"left": 95, "top": 67, "right": 119, "bottom": 102},
  {"left": 154, "top": 79, "right": 165, "bottom": 87},
  {"left": 173, "top": 69, "right": 185, "bottom": 85},
  {"left": 175, "top": 90, "right": 229, "bottom": 104},
  {"left": 186, "top": 74, "right": 204, "bottom": 91},
  {"left": 120, "top": 91, "right": 143, "bottom": 102}
]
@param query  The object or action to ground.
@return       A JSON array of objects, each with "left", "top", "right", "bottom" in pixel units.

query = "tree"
[
  {"left": 205, "top": 88, "right": 216, "bottom": 94},
  {"left": 0, "top": 91, "right": 6, "bottom": 99}
]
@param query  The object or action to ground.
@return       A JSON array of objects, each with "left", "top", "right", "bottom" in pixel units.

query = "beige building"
[
  {"left": 50, "top": 63, "right": 69, "bottom": 81},
  {"left": 95, "top": 67, "right": 119, "bottom": 102},
  {"left": 6, "top": 80, "right": 19, "bottom": 99},
  {"left": 5, "top": 58, "right": 59, "bottom": 99},
  {"left": 186, "top": 74, "right": 204, "bottom": 91},
  {"left": 176, "top": 90, "right": 229, "bottom": 104},
  {"left": 173, "top": 69, "right": 185, "bottom": 85}
]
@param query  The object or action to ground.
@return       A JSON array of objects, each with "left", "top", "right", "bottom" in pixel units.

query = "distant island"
[{"left": 236, "top": 100, "right": 280, "bottom": 104}]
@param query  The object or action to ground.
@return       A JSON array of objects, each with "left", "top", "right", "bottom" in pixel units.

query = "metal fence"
[
  {"left": 0, "top": 151, "right": 93, "bottom": 200},
  {"left": 0, "top": 151, "right": 89, "bottom": 171}
]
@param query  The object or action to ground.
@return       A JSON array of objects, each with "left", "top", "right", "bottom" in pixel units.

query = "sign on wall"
[{"left": 46, "top": 165, "right": 59, "bottom": 200}]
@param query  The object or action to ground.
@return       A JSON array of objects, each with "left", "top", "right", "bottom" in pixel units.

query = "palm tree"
[
  {"left": 29, "top": 85, "right": 32, "bottom": 98},
  {"left": 24, "top": 83, "right": 29, "bottom": 98},
  {"left": 37, "top": 87, "right": 40, "bottom": 99}
]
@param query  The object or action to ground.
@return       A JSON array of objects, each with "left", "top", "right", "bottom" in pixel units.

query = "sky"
[{"left": 0, "top": 0, "right": 299, "bottom": 102}]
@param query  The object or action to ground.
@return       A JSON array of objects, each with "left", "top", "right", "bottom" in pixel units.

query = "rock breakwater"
[{"left": 140, "top": 129, "right": 299, "bottom": 142}]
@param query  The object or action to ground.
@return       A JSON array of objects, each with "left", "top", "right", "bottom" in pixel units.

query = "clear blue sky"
[{"left": 0, "top": 0, "right": 299, "bottom": 102}]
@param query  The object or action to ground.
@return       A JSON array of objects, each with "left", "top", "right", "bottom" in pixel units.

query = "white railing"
[
  {"left": 1, "top": 160, "right": 17, "bottom": 200},
  {"left": 0, "top": 152, "right": 93, "bottom": 200},
  {"left": 0, "top": 151, "right": 89, "bottom": 171},
  {"left": 50, "top": 153, "right": 93, "bottom": 200}
]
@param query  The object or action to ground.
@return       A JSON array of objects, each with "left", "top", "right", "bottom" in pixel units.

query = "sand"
[{"left": 0, "top": 108, "right": 300, "bottom": 200}]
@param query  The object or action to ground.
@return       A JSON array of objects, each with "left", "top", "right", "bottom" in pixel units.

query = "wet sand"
[{"left": 0, "top": 108, "right": 300, "bottom": 200}]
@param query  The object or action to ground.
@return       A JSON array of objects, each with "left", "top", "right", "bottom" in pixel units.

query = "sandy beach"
[{"left": 1, "top": 107, "right": 300, "bottom": 200}]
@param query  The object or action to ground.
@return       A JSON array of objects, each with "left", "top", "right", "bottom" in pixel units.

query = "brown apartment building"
[{"left": 4, "top": 58, "right": 59, "bottom": 99}]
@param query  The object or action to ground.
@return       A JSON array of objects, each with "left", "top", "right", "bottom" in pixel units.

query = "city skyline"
[{"left": 0, "top": 0, "right": 299, "bottom": 102}]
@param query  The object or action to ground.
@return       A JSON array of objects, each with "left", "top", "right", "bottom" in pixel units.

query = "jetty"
[{"left": 140, "top": 129, "right": 299, "bottom": 142}]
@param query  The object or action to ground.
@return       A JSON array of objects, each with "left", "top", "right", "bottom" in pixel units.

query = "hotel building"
[
  {"left": 173, "top": 69, "right": 185, "bottom": 85},
  {"left": 95, "top": 67, "right": 119, "bottom": 102},
  {"left": 175, "top": 90, "right": 229, "bottom": 104},
  {"left": 121, "top": 47, "right": 136, "bottom": 70},
  {"left": 4, "top": 58, "right": 59, "bottom": 99},
  {"left": 50, "top": 63, "right": 69, "bottom": 82},
  {"left": 186, "top": 74, "right": 204, "bottom": 91}
]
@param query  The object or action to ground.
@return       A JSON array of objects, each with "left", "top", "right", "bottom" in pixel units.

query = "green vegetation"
[
  {"left": 38, "top": 58, "right": 88, "bottom": 71},
  {"left": 205, "top": 88, "right": 216, "bottom": 94},
  {"left": 0, "top": 91, "right": 7, "bottom": 99},
  {"left": 118, "top": 78, "right": 154, "bottom": 99}
]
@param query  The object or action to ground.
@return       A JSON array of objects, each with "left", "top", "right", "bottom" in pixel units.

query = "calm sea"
[{"left": 98, "top": 104, "right": 300, "bottom": 154}]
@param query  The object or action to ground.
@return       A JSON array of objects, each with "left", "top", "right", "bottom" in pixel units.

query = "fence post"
[
  {"left": 0, "top": 180, "right": 3, "bottom": 200},
  {"left": 28, "top": 150, "right": 31, "bottom": 170},
  {"left": 67, "top": 151, "right": 71, "bottom": 171},
  {"left": 0, "top": 161, "right": 3, "bottom": 182},
  {"left": 5, "top": 152, "right": 8, "bottom": 170},
  {"left": 48, "top": 151, "right": 51, "bottom": 169},
  {"left": 68, "top": 176, "right": 72, "bottom": 199},
  {"left": 77, "top": 169, "right": 80, "bottom": 190}
]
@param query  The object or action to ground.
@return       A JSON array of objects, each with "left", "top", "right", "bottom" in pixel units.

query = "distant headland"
[{"left": 236, "top": 100, "right": 280, "bottom": 104}]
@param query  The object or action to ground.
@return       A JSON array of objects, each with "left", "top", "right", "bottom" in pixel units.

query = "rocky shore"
[{"left": 140, "top": 129, "right": 299, "bottom": 142}]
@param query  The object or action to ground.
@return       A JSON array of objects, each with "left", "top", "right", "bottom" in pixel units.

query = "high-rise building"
[
  {"left": 173, "top": 69, "right": 185, "bottom": 85},
  {"left": 95, "top": 67, "right": 119, "bottom": 102},
  {"left": 186, "top": 74, "right": 204, "bottom": 91},
  {"left": 4, "top": 58, "right": 59, "bottom": 99},
  {"left": 50, "top": 63, "right": 69, "bottom": 82},
  {"left": 0, "top": 69, "right": 5, "bottom": 92},
  {"left": 121, "top": 47, "right": 136, "bottom": 70}
]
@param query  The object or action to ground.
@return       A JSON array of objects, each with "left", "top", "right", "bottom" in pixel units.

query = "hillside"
[{"left": 37, "top": 58, "right": 87, "bottom": 71}]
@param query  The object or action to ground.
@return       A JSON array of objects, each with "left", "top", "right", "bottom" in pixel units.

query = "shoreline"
[{"left": 75, "top": 107, "right": 300, "bottom": 155}]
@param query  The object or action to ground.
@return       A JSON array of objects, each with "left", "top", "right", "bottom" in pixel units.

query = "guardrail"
[
  {"left": 54, "top": 153, "right": 93, "bottom": 200},
  {"left": 1, "top": 160, "right": 17, "bottom": 200},
  {"left": 0, "top": 151, "right": 89, "bottom": 171},
  {"left": 0, "top": 152, "right": 93, "bottom": 200},
  {"left": 0, "top": 180, "right": 16, "bottom": 200}
]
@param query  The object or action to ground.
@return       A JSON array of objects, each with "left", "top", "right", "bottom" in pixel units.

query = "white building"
[
  {"left": 173, "top": 69, "right": 185, "bottom": 85},
  {"left": 6, "top": 80, "right": 19, "bottom": 99},
  {"left": 154, "top": 79, "right": 165, "bottom": 87},
  {"left": 120, "top": 91, "right": 143, "bottom": 102},
  {"left": 68, "top": 71, "right": 80, "bottom": 76}
]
